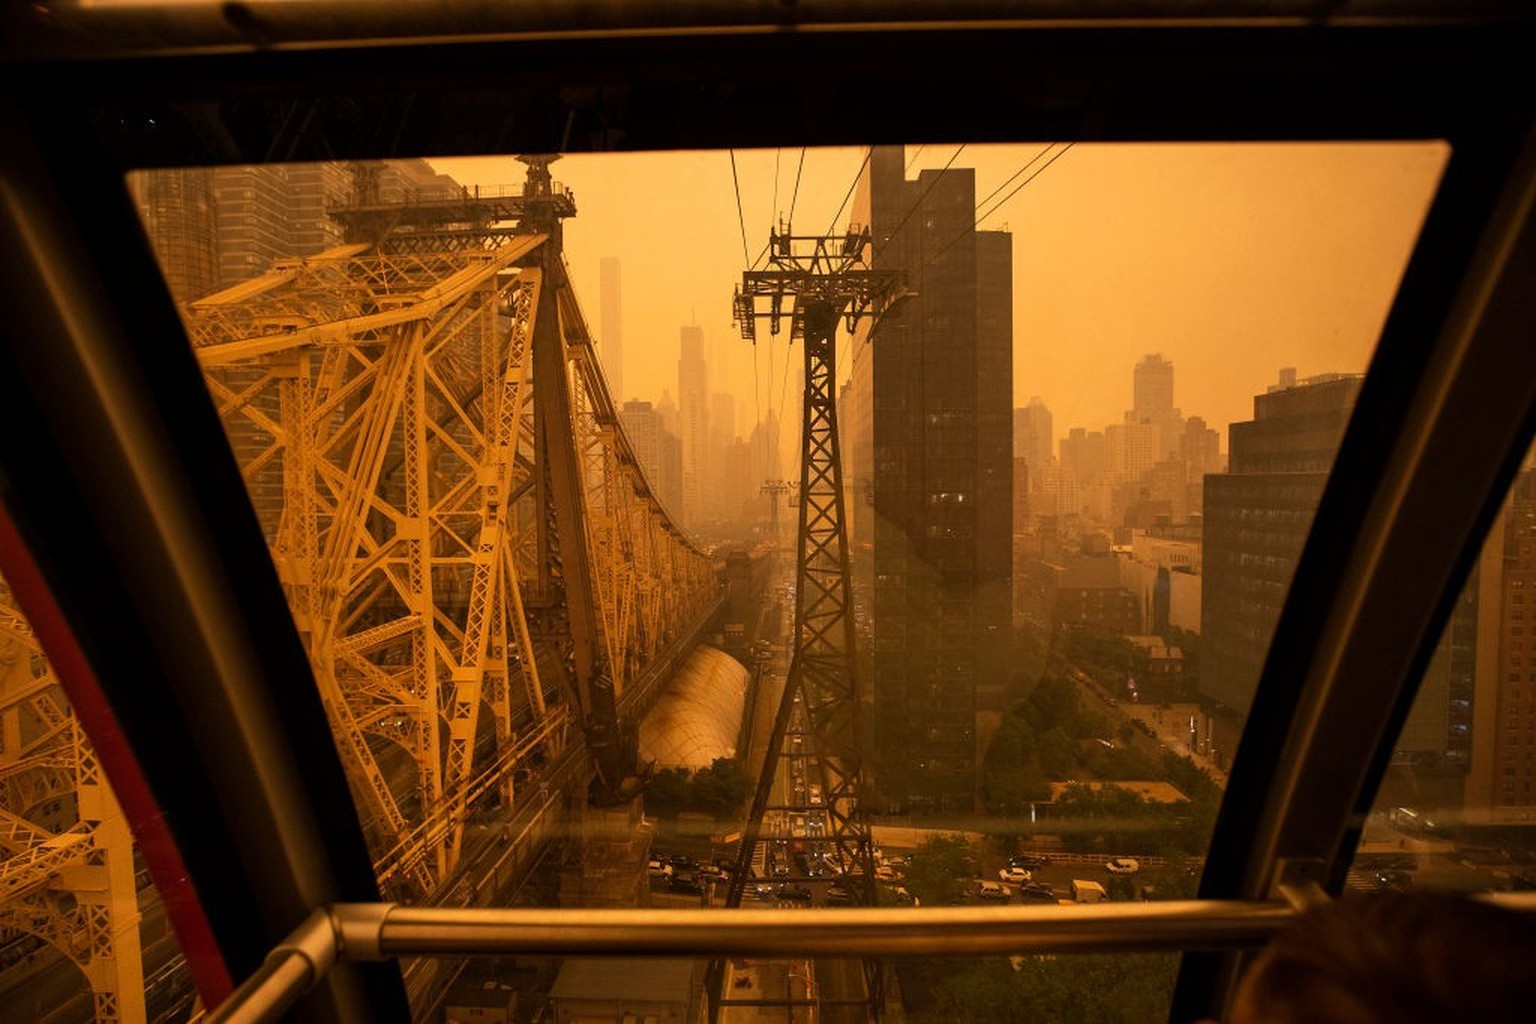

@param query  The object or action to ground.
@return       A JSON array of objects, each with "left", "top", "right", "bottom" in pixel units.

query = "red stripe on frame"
[{"left": 0, "top": 498, "right": 234, "bottom": 1004}]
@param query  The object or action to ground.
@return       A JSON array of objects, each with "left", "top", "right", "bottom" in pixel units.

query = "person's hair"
[{"left": 1228, "top": 893, "right": 1536, "bottom": 1024}]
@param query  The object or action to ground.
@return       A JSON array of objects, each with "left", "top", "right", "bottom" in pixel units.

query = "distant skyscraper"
[
  {"left": 678, "top": 326, "right": 708, "bottom": 529},
  {"left": 851, "top": 146, "right": 1013, "bottom": 813},
  {"left": 619, "top": 400, "right": 683, "bottom": 519},
  {"left": 1013, "top": 398, "right": 1054, "bottom": 498},
  {"left": 599, "top": 258, "right": 624, "bottom": 403},
  {"left": 1134, "top": 353, "right": 1175, "bottom": 421},
  {"left": 1129, "top": 353, "right": 1185, "bottom": 462},
  {"left": 1201, "top": 371, "right": 1362, "bottom": 715}
]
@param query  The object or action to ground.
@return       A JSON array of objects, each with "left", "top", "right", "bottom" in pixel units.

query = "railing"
[{"left": 203, "top": 892, "right": 1536, "bottom": 1023}]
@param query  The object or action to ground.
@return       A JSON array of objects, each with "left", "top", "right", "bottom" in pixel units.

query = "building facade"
[
  {"left": 1200, "top": 372, "right": 1362, "bottom": 715},
  {"left": 849, "top": 146, "right": 1012, "bottom": 813}
]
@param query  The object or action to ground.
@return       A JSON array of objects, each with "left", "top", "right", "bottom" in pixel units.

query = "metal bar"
[
  {"left": 203, "top": 893, "right": 1536, "bottom": 1024},
  {"left": 355, "top": 900, "right": 1297, "bottom": 959},
  {"left": 205, "top": 909, "right": 339, "bottom": 1024}
]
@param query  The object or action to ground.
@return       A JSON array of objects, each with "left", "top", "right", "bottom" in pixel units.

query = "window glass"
[
  {"left": 1354, "top": 444, "right": 1536, "bottom": 896},
  {"left": 131, "top": 141, "right": 1445, "bottom": 1019}
]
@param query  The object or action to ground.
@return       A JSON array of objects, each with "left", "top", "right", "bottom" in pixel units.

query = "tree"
[
  {"left": 903, "top": 834, "right": 975, "bottom": 907},
  {"left": 691, "top": 757, "right": 750, "bottom": 817},
  {"left": 1049, "top": 782, "right": 1158, "bottom": 853},
  {"left": 1023, "top": 675, "right": 1082, "bottom": 734},
  {"left": 1037, "top": 727, "right": 1079, "bottom": 779},
  {"left": 643, "top": 768, "right": 691, "bottom": 819}
]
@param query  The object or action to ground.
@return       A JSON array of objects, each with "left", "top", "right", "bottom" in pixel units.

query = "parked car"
[
  {"left": 1105, "top": 857, "right": 1141, "bottom": 875},
  {"left": 1008, "top": 854, "right": 1049, "bottom": 869},
  {"left": 978, "top": 880, "right": 1008, "bottom": 901},
  {"left": 998, "top": 866, "right": 1032, "bottom": 884},
  {"left": 885, "top": 885, "right": 919, "bottom": 906},
  {"left": 776, "top": 883, "right": 813, "bottom": 903},
  {"left": 1019, "top": 884, "right": 1058, "bottom": 904},
  {"left": 826, "top": 883, "right": 853, "bottom": 904},
  {"left": 670, "top": 872, "right": 705, "bottom": 894},
  {"left": 875, "top": 865, "right": 902, "bottom": 882}
]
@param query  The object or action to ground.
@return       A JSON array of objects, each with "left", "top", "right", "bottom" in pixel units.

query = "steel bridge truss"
[
  {"left": 186, "top": 230, "right": 714, "bottom": 906},
  {"left": 0, "top": 578, "right": 144, "bottom": 1022}
]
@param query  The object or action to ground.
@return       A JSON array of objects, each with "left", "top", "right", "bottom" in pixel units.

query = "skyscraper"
[
  {"left": 678, "top": 325, "right": 708, "bottom": 529},
  {"left": 619, "top": 400, "right": 683, "bottom": 519},
  {"left": 1134, "top": 353, "right": 1175, "bottom": 421},
  {"left": 851, "top": 146, "right": 1013, "bottom": 813},
  {"left": 1201, "top": 371, "right": 1362, "bottom": 715},
  {"left": 1013, "top": 398, "right": 1054, "bottom": 499},
  {"left": 599, "top": 258, "right": 624, "bottom": 403}
]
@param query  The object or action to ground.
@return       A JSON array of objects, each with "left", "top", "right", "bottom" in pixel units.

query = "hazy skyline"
[{"left": 435, "top": 141, "right": 1445, "bottom": 456}]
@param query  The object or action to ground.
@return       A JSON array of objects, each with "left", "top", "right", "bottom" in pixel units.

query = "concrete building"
[
  {"left": 849, "top": 146, "right": 1012, "bottom": 813},
  {"left": 1201, "top": 371, "right": 1362, "bottom": 715}
]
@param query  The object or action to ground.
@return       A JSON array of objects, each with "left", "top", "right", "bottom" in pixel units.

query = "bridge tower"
[{"left": 720, "top": 225, "right": 902, "bottom": 1020}]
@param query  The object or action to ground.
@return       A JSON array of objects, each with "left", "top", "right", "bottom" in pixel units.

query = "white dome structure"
[{"left": 638, "top": 645, "right": 749, "bottom": 770}]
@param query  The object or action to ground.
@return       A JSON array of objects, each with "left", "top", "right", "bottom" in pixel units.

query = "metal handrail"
[{"left": 203, "top": 893, "right": 1536, "bottom": 1023}]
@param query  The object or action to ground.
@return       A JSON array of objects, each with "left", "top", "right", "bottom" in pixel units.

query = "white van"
[{"left": 1070, "top": 879, "right": 1108, "bottom": 903}]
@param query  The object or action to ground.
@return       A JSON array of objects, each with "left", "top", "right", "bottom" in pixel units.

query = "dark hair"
[{"left": 1229, "top": 894, "right": 1536, "bottom": 1024}]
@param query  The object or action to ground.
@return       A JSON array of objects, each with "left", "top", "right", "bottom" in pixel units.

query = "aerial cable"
[
  {"left": 772, "top": 148, "right": 781, "bottom": 226},
  {"left": 872, "top": 143, "right": 967, "bottom": 263},
  {"left": 730, "top": 149, "right": 751, "bottom": 266},
  {"left": 786, "top": 147, "right": 807, "bottom": 227},
  {"left": 904, "top": 143, "right": 927, "bottom": 173},
  {"left": 925, "top": 143, "right": 1076, "bottom": 269},
  {"left": 824, "top": 147, "right": 874, "bottom": 238},
  {"left": 975, "top": 143, "right": 1056, "bottom": 214},
  {"left": 975, "top": 142, "right": 1074, "bottom": 226}
]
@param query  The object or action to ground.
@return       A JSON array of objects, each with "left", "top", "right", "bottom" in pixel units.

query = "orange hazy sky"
[{"left": 435, "top": 141, "right": 1445, "bottom": 454}]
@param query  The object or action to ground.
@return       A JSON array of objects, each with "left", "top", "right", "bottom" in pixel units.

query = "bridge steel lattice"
[
  {"left": 183, "top": 181, "right": 716, "bottom": 926},
  {"left": 0, "top": 576, "right": 144, "bottom": 1022}
]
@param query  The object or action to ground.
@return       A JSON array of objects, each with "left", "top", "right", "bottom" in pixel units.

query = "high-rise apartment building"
[
  {"left": 599, "top": 258, "right": 624, "bottom": 403},
  {"left": 849, "top": 146, "right": 1012, "bottom": 813},
  {"left": 1201, "top": 372, "right": 1362, "bottom": 714},
  {"left": 677, "top": 326, "right": 708, "bottom": 529}
]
